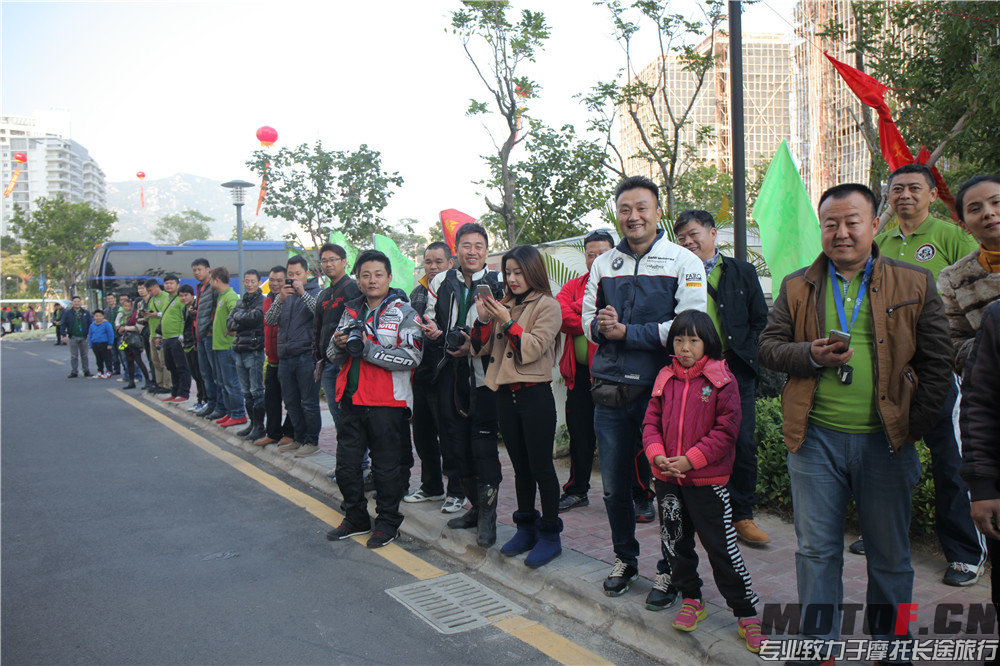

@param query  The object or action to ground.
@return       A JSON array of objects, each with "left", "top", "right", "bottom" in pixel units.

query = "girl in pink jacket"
[{"left": 641, "top": 309, "right": 763, "bottom": 653}]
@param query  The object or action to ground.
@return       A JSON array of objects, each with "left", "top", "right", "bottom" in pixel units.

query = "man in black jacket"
[
  {"left": 675, "top": 210, "right": 770, "bottom": 545},
  {"left": 419, "top": 224, "right": 505, "bottom": 547},
  {"left": 960, "top": 301, "right": 1000, "bottom": 618},
  {"left": 228, "top": 269, "right": 266, "bottom": 440},
  {"left": 191, "top": 258, "right": 222, "bottom": 419},
  {"left": 264, "top": 255, "right": 323, "bottom": 457},
  {"left": 404, "top": 241, "right": 464, "bottom": 511},
  {"left": 314, "top": 243, "right": 362, "bottom": 431}
]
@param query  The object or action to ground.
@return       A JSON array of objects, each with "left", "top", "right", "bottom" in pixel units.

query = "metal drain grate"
[{"left": 386, "top": 573, "right": 526, "bottom": 634}]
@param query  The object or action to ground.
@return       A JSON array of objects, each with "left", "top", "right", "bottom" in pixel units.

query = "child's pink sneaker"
[
  {"left": 738, "top": 617, "right": 765, "bottom": 653},
  {"left": 671, "top": 598, "right": 706, "bottom": 631}
]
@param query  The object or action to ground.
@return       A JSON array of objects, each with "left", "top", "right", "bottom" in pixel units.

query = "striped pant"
[{"left": 654, "top": 480, "right": 759, "bottom": 617}]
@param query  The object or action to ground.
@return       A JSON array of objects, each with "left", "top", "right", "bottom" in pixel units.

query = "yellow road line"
[
  {"left": 111, "top": 389, "right": 608, "bottom": 665},
  {"left": 494, "top": 616, "right": 612, "bottom": 665},
  {"left": 109, "top": 389, "right": 444, "bottom": 581}
]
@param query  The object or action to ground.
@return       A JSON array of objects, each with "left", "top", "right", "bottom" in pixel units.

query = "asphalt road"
[{"left": 1, "top": 338, "right": 636, "bottom": 665}]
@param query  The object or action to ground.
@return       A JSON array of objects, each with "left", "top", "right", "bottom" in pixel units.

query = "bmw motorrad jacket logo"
[{"left": 612, "top": 257, "right": 624, "bottom": 270}]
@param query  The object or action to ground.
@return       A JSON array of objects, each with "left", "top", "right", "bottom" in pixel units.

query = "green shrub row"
[{"left": 754, "top": 397, "right": 937, "bottom": 536}]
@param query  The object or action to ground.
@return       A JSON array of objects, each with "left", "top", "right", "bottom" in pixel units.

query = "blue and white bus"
[{"left": 83, "top": 241, "right": 292, "bottom": 309}]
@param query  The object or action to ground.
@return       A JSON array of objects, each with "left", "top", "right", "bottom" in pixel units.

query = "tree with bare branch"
[
  {"left": 584, "top": 0, "right": 725, "bottom": 237},
  {"left": 451, "top": 1, "right": 550, "bottom": 248}
]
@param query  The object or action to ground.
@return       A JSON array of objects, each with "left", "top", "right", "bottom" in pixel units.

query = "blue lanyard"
[{"left": 829, "top": 256, "right": 874, "bottom": 334}]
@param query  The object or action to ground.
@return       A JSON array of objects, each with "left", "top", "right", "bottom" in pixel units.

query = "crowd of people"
[
  {"left": 1, "top": 304, "right": 41, "bottom": 334},
  {"left": 54, "top": 170, "right": 1000, "bottom": 662}
]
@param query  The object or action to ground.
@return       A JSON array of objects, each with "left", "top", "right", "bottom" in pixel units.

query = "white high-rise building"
[{"left": 1, "top": 113, "right": 106, "bottom": 229}]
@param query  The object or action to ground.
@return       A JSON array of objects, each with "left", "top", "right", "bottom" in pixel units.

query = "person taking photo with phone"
[{"left": 470, "top": 245, "right": 562, "bottom": 566}]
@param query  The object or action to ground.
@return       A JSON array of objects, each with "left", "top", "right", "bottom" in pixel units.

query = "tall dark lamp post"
[
  {"left": 221, "top": 180, "right": 255, "bottom": 294},
  {"left": 729, "top": 0, "right": 747, "bottom": 262}
]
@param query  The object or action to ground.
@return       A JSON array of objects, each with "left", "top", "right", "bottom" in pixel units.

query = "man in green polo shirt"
[
  {"left": 759, "top": 182, "right": 951, "bottom": 653},
  {"left": 871, "top": 163, "right": 986, "bottom": 586},
  {"left": 159, "top": 277, "right": 192, "bottom": 403},
  {"left": 210, "top": 267, "right": 247, "bottom": 428},
  {"left": 145, "top": 278, "right": 172, "bottom": 394}
]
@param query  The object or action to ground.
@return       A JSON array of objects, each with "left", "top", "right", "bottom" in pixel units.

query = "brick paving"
[
  {"left": 320, "top": 417, "right": 994, "bottom": 654},
  {"left": 321, "top": 419, "right": 991, "bottom": 616}
]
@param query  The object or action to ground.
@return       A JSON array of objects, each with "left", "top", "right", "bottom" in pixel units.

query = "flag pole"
[{"left": 729, "top": 0, "right": 747, "bottom": 262}]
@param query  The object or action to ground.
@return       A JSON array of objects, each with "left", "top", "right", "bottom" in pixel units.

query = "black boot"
[
  {"left": 123, "top": 381, "right": 137, "bottom": 390},
  {"left": 447, "top": 478, "right": 479, "bottom": 529},
  {"left": 245, "top": 406, "right": 266, "bottom": 441},
  {"left": 477, "top": 484, "right": 498, "bottom": 548},
  {"left": 236, "top": 400, "right": 255, "bottom": 437}
]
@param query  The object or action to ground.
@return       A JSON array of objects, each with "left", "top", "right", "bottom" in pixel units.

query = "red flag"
[
  {"left": 824, "top": 52, "right": 913, "bottom": 171},
  {"left": 3, "top": 168, "right": 20, "bottom": 197},
  {"left": 439, "top": 209, "right": 476, "bottom": 254}
]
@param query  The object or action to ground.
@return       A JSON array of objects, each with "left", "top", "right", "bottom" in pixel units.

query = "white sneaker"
[
  {"left": 404, "top": 489, "right": 446, "bottom": 503},
  {"left": 441, "top": 495, "right": 466, "bottom": 514}
]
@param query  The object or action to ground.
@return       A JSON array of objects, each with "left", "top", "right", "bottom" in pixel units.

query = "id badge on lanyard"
[{"left": 829, "top": 256, "right": 873, "bottom": 385}]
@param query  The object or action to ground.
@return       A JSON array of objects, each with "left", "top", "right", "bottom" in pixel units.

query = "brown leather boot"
[
  {"left": 734, "top": 519, "right": 770, "bottom": 546},
  {"left": 254, "top": 435, "right": 279, "bottom": 447}
]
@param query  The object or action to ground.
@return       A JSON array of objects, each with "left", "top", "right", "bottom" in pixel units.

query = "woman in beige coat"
[{"left": 471, "top": 245, "right": 563, "bottom": 567}]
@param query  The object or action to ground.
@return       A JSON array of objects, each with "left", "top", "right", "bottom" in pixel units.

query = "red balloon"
[
  {"left": 256, "top": 126, "right": 278, "bottom": 147},
  {"left": 136, "top": 171, "right": 145, "bottom": 179},
  {"left": 13, "top": 152, "right": 27, "bottom": 164}
]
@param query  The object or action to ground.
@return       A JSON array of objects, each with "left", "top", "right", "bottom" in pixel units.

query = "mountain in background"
[{"left": 106, "top": 173, "right": 296, "bottom": 241}]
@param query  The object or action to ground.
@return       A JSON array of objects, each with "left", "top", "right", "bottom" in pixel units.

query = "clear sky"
[{"left": 2, "top": 0, "right": 796, "bottom": 234}]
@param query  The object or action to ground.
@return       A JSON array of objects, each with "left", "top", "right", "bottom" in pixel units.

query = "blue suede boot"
[
  {"left": 525, "top": 517, "right": 562, "bottom": 568},
  {"left": 500, "top": 510, "right": 539, "bottom": 556}
]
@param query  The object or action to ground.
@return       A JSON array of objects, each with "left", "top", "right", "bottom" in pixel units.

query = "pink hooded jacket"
[{"left": 641, "top": 356, "right": 742, "bottom": 486}]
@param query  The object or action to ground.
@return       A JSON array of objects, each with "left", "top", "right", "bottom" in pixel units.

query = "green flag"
[
  {"left": 328, "top": 231, "right": 358, "bottom": 275},
  {"left": 373, "top": 234, "right": 415, "bottom": 296},
  {"left": 751, "top": 140, "right": 821, "bottom": 291}
]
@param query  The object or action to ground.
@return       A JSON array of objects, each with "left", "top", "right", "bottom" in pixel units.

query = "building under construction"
[
  {"left": 792, "top": 0, "right": 872, "bottom": 204},
  {"left": 618, "top": 31, "right": 794, "bottom": 181}
]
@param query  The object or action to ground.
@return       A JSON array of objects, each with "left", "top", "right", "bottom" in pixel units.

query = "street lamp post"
[
  {"left": 221, "top": 180, "right": 255, "bottom": 294},
  {"left": 729, "top": 0, "right": 747, "bottom": 262}
]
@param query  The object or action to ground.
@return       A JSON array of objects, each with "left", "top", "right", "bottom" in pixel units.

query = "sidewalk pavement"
[{"left": 147, "top": 392, "right": 993, "bottom": 665}]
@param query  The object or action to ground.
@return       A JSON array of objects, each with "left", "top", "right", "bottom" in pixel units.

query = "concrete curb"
[{"left": 141, "top": 392, "right": 759, "bottom": 665}]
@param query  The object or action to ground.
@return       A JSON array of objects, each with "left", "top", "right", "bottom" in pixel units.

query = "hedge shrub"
[{"left": 754, "top": 397, "right": 937, "bottom": 536}]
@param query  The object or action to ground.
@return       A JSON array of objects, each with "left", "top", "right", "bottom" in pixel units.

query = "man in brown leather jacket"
[{"left": 758, "top": 183, "right": 951, "bottom": 662}]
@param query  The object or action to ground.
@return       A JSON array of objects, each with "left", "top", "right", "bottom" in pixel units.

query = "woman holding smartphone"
[{"left": 470, "top": 245, "right": 563, "bottom": 567}]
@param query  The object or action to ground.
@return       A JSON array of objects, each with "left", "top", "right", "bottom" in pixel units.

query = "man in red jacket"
[
  {"left": 253, "top": 266, "right": 295, "bottom": 447},
  {"left": 557, "top": 230, "right": 614, "bottom": 511}
]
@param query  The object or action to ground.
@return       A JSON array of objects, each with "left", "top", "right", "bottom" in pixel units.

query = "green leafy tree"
[
  {"left": 1, "top": 234, "right": 21, "bottom": 254},
  {"left": 451, "top": 0, "right": 550, "bottom": 247},
  {"left": 387, "top": 219, "right": 432, "bottom": 262},
  {"left": 230, "top": 221, "right": 269, "bottom": 241},
  {"left": 820, "top": 2, "right": 1000, "bottom": 193},
  {"left": 480, "top": 121, "right": 612, "bottom": 246},
  {"left": 247, "top": 141, "right": 404, "bottom": 255},
  {"left": 585, "top": 0, "right": 726, "bottom": 233},
  {"left": 674, "top": 162, "right": 770, "bottom": 274},
  {"left": 8, "top": 197, "right": 117, "bottom": 296},
  {"left": 427, "top": 223, "right": 446, "bottom": 245},
  {"left": 152, "top": 210, "right": 213, "bottom": 244}
]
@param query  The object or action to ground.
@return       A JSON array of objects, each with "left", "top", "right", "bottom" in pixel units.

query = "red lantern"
[
  {"left": 137, "top": 171, "right": 146, "bottom": 207},
  {"left": 256, "top": 126, "right": 278, "bottom": 147},
  {"left": 13, "top": 152, "right": 27, "bottom": 164}
]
